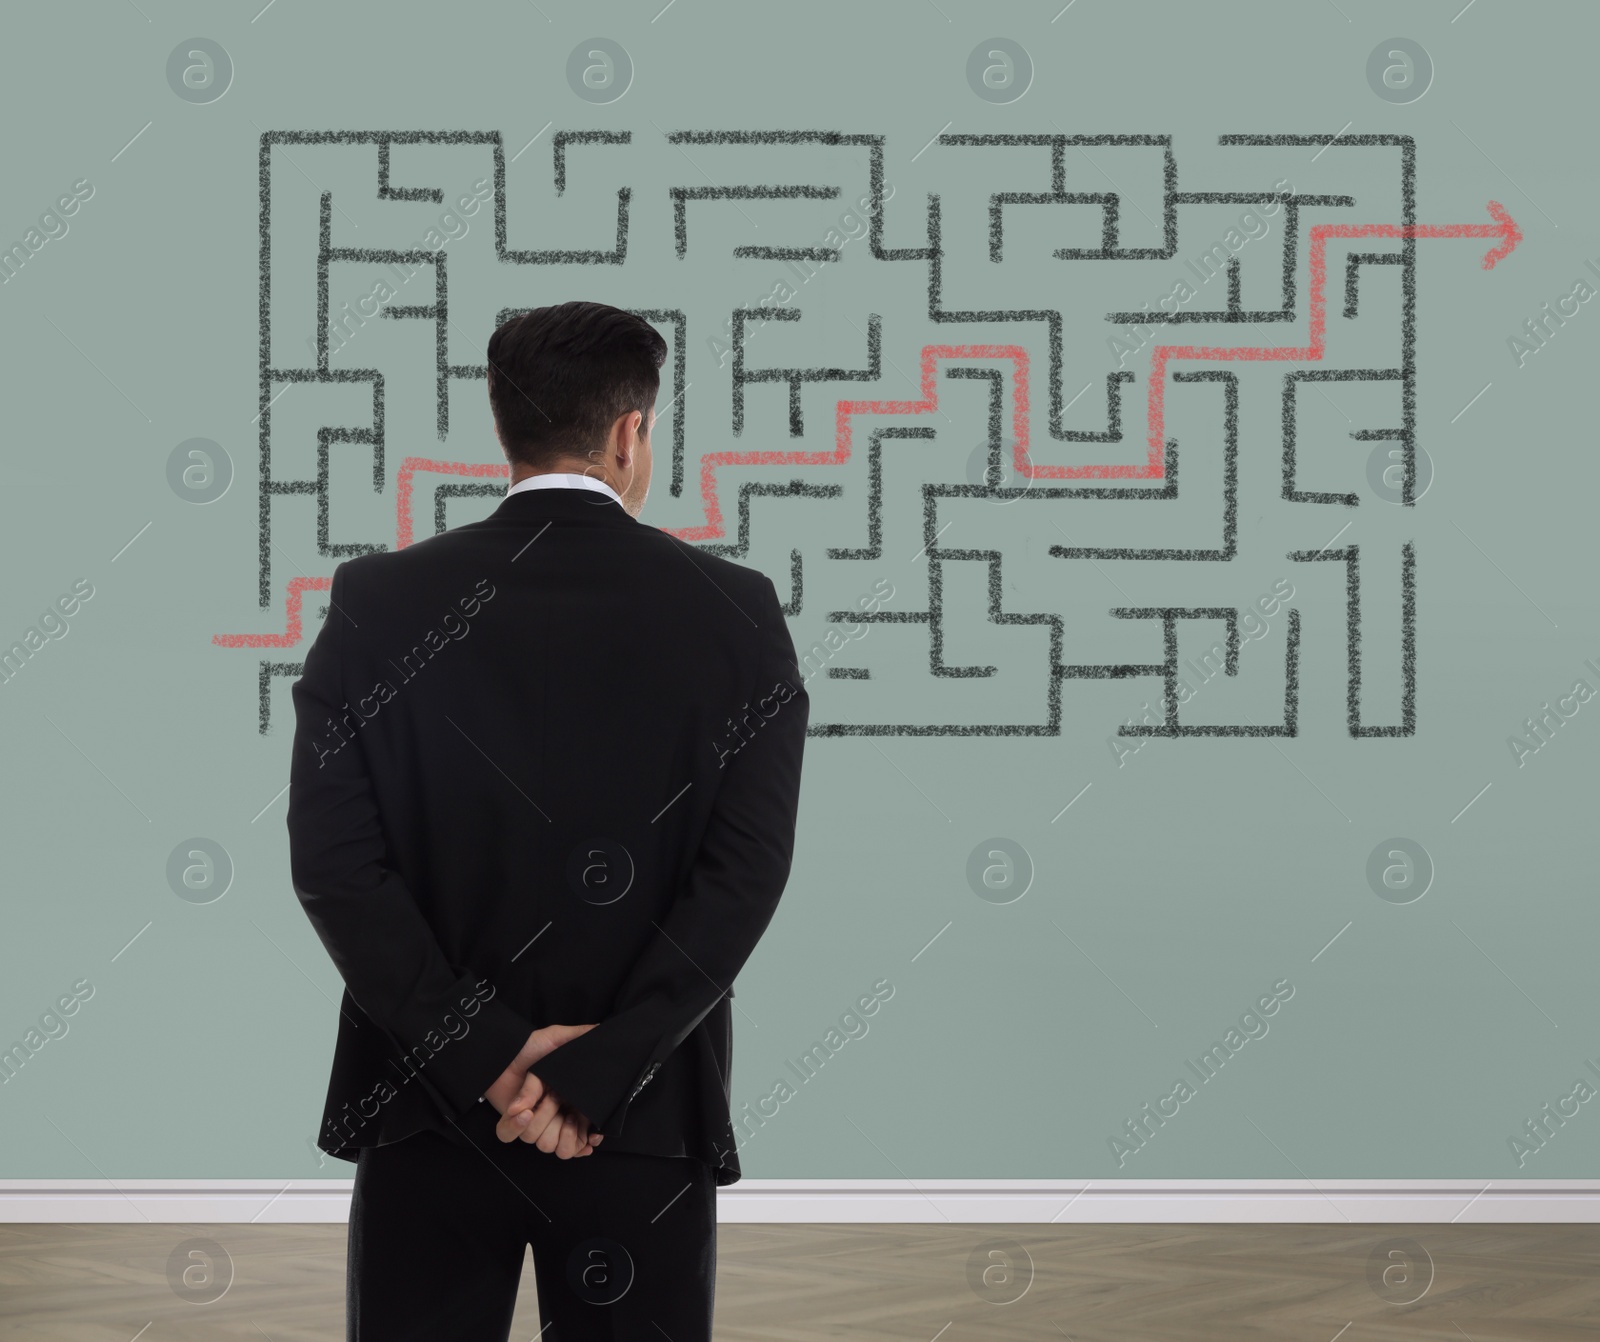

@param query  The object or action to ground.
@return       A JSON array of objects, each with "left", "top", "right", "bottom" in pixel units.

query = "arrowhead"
[{"left": 1482, "top": 200, "right": 1522, "bottom": 270}]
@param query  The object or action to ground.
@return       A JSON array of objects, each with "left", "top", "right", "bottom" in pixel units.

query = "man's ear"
[{"left": 619, "top": 409, "right": 643, "bottom": 454}]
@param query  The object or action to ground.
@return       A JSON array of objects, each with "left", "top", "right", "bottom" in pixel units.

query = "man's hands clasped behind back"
[{"left": 482, "top": 1022, "right": 602, "bottom": 1158}]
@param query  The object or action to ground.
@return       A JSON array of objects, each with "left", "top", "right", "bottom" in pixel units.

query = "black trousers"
[{"left": 347, "top": 1104, "right": 717, "bottom": 1341}]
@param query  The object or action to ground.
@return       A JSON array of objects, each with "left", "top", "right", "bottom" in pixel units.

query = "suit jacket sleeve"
[
  {"left": 527, "top": 574, "right": 808, "bottom": 1134},
  {"left": 286, "top": 560, "right": 534, "bottom": 1120}
]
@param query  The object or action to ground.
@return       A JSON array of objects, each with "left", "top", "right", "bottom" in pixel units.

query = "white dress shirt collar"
[{"left": 505, "top": 471, "right": 623, "bottom": 508}]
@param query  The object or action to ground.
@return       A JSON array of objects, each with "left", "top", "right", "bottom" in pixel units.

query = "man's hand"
[
  {"left": 495, "top": 1068, "right": 600, "bottom": 1155},
  {"left": 482, "top": 1022, "right": 602, "bottom": 1156}
]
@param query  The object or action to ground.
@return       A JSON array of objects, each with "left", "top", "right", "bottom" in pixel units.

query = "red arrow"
[
  {"left": 654, "top": 200, "right": 1523, "bottom": 540},
  {"left": 1143, "top": 200, "right": 1522, "bottom": 474},
  {"left": 214, "top": 203, "right": 1522, "bottom": 618}
]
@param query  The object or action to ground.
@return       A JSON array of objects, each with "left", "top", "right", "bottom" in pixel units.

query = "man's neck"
[{"left": 509, "top": 462, "right": 609, "bottom": 489}]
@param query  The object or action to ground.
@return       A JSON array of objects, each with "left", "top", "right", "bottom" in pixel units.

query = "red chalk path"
[
  {"left": 216, "top": 203, "right": 1519, "bottom": 644},
  {"left": 212, "top": 575, "right": 331, "bottom": 648},
  {"left": 667, "top": 343, "right": 1032, "bottom": 543},
  {"left": 1141, "top": 200, "right": 1522, "bottom": 476},
  {"left": 394, "top": 456, "right": 509, "bottom": 550},
  {"left": 212, "top": 458, "right": 511, "bottom": 648},
  {"left": 663, "top": 199, "right": 1522, "bottom": 534}
]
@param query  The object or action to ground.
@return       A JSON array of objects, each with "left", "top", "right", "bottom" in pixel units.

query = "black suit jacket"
[{"left": 286, "top": 485, "right": 808, "bottom": 1184}]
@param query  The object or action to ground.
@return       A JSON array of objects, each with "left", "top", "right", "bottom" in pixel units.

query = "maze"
[{"left": 215, "top": 129, "right": 1518, "bottom": 739}]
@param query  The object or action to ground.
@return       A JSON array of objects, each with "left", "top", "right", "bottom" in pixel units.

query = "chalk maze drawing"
[{"left": 215, "top": 130, "right": 1519, "bottom": 739}]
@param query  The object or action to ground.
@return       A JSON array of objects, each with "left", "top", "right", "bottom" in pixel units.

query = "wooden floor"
[{"left": 1, "top": 1222, "right": 1597, "bottom": 1340}]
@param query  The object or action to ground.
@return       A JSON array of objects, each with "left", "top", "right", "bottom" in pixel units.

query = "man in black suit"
[{"left": 287, "top": 300, "right": 809, "bottom": 1340}]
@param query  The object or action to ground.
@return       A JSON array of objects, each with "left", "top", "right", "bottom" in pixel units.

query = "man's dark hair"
[{"left": 485, "top": 301, "right": 668, "bottom": 468}]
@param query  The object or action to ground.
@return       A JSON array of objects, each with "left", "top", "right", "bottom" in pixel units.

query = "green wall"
[{"left": 1, "top": 0, "right": 1596, "bottom": 1181}]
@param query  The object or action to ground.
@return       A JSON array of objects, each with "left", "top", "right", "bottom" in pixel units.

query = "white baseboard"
[{"left": 2, "top": 1179, "right": 1598, "bottom": 1223}]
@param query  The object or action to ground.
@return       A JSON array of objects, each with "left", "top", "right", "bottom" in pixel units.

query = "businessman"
[{"left": 287, "top": 301, "right": 809, "bottom": 1340}]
